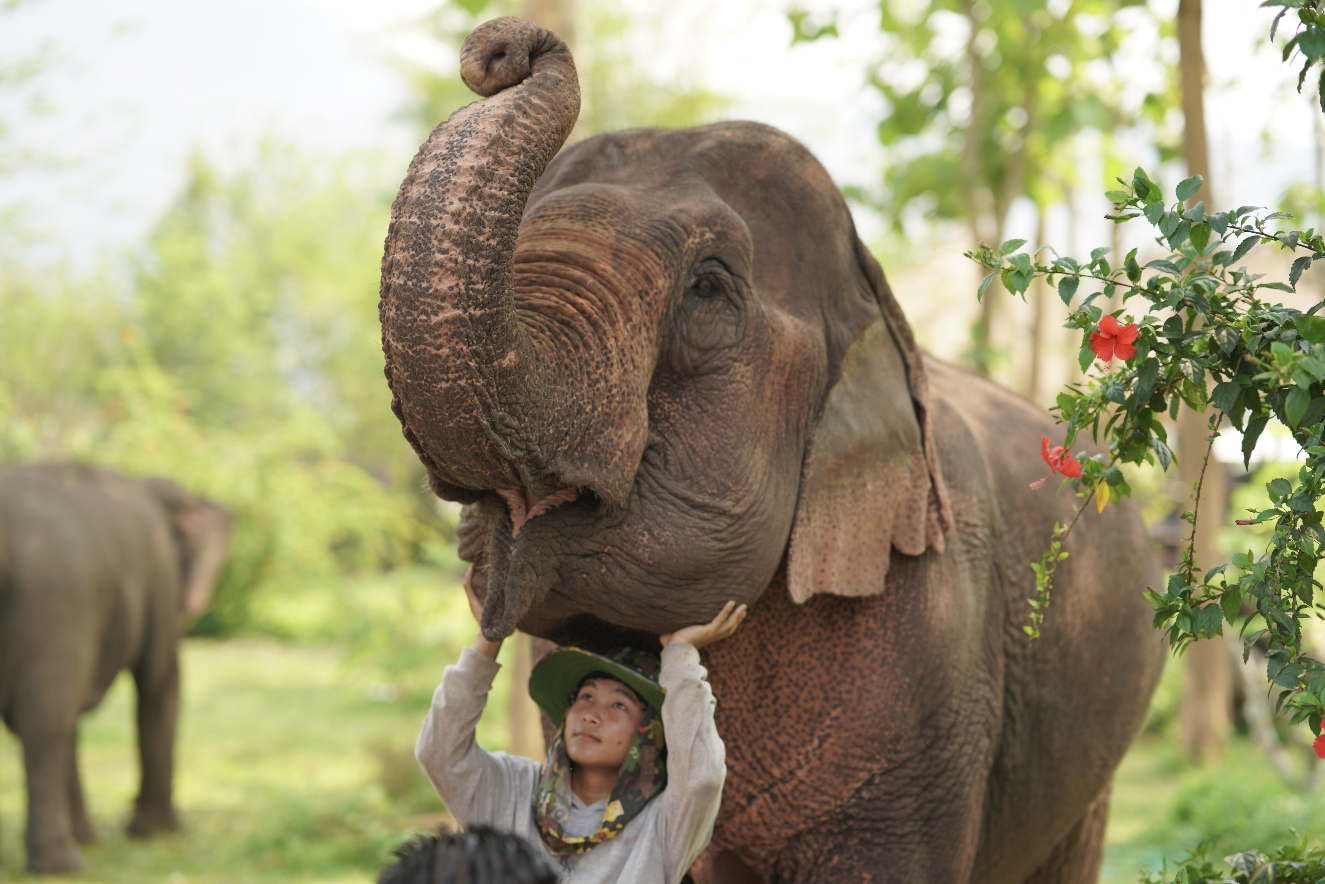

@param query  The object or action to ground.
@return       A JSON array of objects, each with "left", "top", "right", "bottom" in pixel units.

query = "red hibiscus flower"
[
  {"left": 1089, "top": 315, "right": 1140, "bottom": 366},
  {"left": 1030, "top": 435, "right": 1083, "bottom": 490},
  {"left": 1315, "top": 732, "right": 1325, "bottom": 759}
]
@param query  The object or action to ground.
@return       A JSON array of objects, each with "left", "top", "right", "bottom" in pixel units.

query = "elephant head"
[
  {"left": 380, "top": 17, "right": 951, "bottom": 645},
  {"left": 144, "top": 478, "right": 234, "bottom": 620}
]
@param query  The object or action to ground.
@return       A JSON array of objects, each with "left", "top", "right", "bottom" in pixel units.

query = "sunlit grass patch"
[{"left": 0, "top": 638, "right": 471, "bottom": 883}]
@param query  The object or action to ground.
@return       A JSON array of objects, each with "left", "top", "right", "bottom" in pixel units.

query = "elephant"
[
  {"left": 378, "top": 17, "right": 1164, "bottom": 883},
  {"left": 0, "top": 463, "right": 233, "bottom": 873}
]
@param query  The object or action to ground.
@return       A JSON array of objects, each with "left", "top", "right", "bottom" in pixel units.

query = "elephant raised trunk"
[{"left": 379, "top": 17, "right": 583, "bottom": 504}]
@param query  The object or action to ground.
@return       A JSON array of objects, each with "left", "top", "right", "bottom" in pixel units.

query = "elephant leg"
[
  {"left": 1020, "top": 781, "right": 1112, "bottom": 884},
  {"left": 19, "top": 726, "right": 83, "bottom": 873},
  {"left": 127, "top": 652, "right": 180, "bottom": 838},
  {"left": 67, "top": 729, "right": 97, "bottom": 844}
]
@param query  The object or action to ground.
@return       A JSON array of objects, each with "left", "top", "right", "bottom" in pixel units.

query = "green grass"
[
  {"left": 3, "top": 635, "right": 1323, "bottom": 882},
  {"left": 0, "top": 639, "right": 472, "bottom": 883}
]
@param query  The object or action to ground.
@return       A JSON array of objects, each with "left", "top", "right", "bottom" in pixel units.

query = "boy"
[{"left": 415, "top": 570, "right": 745, "bottom": 883}]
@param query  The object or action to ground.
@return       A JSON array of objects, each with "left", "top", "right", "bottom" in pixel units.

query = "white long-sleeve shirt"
[{"left": 415, "top": 642, "right": 727, "bottom": 883}]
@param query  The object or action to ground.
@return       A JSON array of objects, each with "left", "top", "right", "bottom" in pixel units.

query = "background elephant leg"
[
  {"left": 66, "top": 728, "right": 97, "bottom": 844},
  {"left": 1020, "top": 781, "right": 1112, "bottom": 884},
  {"left": 19, "top": 726, "right": 84, "bottom": 873},
  {"left": 127, "top": 653, "right": 180, "bottom": 837}
]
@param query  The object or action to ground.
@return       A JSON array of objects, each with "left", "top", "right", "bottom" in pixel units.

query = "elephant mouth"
[{"left": 496, "top": 486, "right": 582, "bottom": 537}]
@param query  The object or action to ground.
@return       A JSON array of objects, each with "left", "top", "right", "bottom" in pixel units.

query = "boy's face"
[{"left": 564, "top": 677, "right": 647, "bottom": 771}]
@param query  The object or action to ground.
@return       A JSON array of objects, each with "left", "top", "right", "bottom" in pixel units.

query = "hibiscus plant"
[{"left": 967, "top": 168, "right": 1325, "bottom": 730}]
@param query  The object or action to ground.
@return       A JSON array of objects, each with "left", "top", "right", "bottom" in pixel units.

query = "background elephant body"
[
  {"left": 0, "top": 463, "right": 232, "bottom": 873},
  {"left": 380, "top": 18, "right": 1163, "bottom": 883}
]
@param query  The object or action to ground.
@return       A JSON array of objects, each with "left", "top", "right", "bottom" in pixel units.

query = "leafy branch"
[
  {"left": 968, "top": 166, "right": 1325, "bottom": 732},
  {"left": 1264, "top": 0, "right": 1325, "bottom": 112}
]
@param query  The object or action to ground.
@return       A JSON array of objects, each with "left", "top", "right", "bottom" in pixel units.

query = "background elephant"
[
  {"left": 0, "top": 463, "right": 233, "bottom": 873},
  {"left": 379, "top": 17, "right": 1164, "bottom": 883}
]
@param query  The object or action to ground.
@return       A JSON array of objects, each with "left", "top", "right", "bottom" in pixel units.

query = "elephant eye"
[{"left": 689, "top": 274, "right": 721, "bottom": 298}]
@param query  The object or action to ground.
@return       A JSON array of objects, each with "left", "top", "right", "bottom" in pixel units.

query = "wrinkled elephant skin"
[
  {"left": 380, "top": 17, "right": 1164, "bottom": 883},
  {"left": 0, "top": 463, "right": 233, "bottom": 873}
]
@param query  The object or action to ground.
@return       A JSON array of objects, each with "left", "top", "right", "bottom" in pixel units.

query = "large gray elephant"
[
  {"left": 0, "top": 463, "right": 233, "bottom": 873},
  {"left": 379, "top": 18, "right": 1164, "bottom": 883}
]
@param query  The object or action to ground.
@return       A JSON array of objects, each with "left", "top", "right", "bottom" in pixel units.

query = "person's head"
[
  {"left": 563, "top": 671, "right": 648, "bottom": 770},
  {"left": 377, "top": 827, "right": 556, "bottom": 884}
]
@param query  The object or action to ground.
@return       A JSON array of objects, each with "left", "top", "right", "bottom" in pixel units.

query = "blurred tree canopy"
[
  {"left": 0, "top": 147, "right": 449, "bottom": 634},
  {"left": 861, "top": 0, "right": 1179, "bottom": 370},
  {"left": 398, "top": 0, "right": 729, "bottom": 140}
]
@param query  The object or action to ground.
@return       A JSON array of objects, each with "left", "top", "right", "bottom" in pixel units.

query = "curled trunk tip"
[{"left": 460, "top": 16, "right": 571, "bottom": 97}]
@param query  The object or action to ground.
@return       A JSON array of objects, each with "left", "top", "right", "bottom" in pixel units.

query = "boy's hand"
[
  {"left": 463, "top": 567, "right": 504, "bottom": 659},
  {"left": 660, "top": 600, "right": 748, "bottom": 650}
]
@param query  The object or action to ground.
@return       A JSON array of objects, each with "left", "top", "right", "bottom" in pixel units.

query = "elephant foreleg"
[
  {"left": 127, "top": 652, "right": 180, "bottom": 838},
  {"left": 1020, "top": 781, "right": 1112, "bottom": 884},
  {"left": 67, "top": 728, "right": 96, "bottom": 844},
  {"left": 20, "top": 727, "right": 84, "bottom": 873}
]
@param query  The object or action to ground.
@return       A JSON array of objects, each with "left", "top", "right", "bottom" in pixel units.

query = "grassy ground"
[
  {"left": 3, "top": 638, "right": 1324, "bottom": 883},
  {"left": 0, "top": 640, "right": 462, "bottom": 883}
]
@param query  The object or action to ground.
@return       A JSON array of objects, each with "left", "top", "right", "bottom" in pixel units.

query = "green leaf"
[
  {"left": 1287, "top": 386, "right": 1311, "bottom": 428},
  {"left": 1189, "top": 223, "right": 1211, "bottom": 255},
  {"left": 1212, "top": 325, "right": 1241, "bottom": 354},
  {"left": 1143, "top": 201, "right": 1164, "bottom": 225},
  {"left": 1301, "top": 354, "right": 1325, "bottom": 379},
  {"left": 1166, "top": 219, "right": 1192, "bottom": 248},
  {"left": 1136, "top": 357, "right": 1160, "bottom": 402},
  {"left": 1299, "top": 313, "right": 1325, "bottom": 343},
  {"left": 1000, "top": 238, "right": 1027, "bottom": 254},
  {"left": 1105, "top": 189, "right": 1128, "bottom": 203},
  {"left": 1057, "top": 276, "right": 1079, "bottom": 305},
  {"left": 1211, "top": 381, "right": 1241, "bottom": 413},
  {"left": 1291, "top": 255, "right": 1313, "bottom": 288},
  {"left": 1269, "top": 476, "right": 1293, "bottom": 500},
  {"left": 1230, "top": 234, "right": 1259, "bottom": 264},
  {"left": 1220, "top": 587, "right": 1242, "bottom": 625},
  {"left": 977, "top": 271, "right": 997, "bottom": 300},
  {"left": 1078, "top": 346, "right": 1095, "bottom": 373},
  {"left": 1243, "top": 415, "right": 1270, "bottom": 470},
  {"left": 1176, "top": 175, "right": 1203, "bottom": 202},
  {"left": 1196, "top": 603, "right": 1225, "bottom": 637},
  {"left": 1152, "top": 436, "right": 1174, "bottom": 470}
]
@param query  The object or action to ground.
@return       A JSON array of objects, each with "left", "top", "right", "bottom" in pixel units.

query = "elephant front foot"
[
  {"left": 26, "top": 841, "right": 85, "bottom": 875},
  {"left": 72, "top": 814, "right": 98, "bottom": 845},
  {"left": 127, "top": 802, "right": 179, "bottom": 838}
]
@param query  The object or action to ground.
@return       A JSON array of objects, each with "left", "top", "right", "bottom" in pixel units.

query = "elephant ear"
[
  {"left": 786, "top": 237, "right": 952, "bottom": 603},
  {"left": 144, "top": 478, "right": 235, "bottom": 618}
]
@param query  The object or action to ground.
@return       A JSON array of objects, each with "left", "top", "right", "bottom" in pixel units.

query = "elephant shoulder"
[{"left": 922, "top": 356, "right": 1068, "bottom": 493}]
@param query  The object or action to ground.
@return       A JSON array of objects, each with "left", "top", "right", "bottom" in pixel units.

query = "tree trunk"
[
  {"left": 1025, "top": 204, "right": 1047, "bottom": 403},
  {"left": 1175, "top": 0, "right": 1233, "bottom": 761},
  {"left": 508, "top": 631, "right": 547, "bottom": 760}
]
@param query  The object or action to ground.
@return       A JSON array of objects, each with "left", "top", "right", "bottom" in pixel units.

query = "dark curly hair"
[{"left": 377, "top": 826, "right": 557, "bottom": 884}]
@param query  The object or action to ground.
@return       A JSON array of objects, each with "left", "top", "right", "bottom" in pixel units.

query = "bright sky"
[{"left": 0, "top": 0, "right": 1318, "bottom": 266}]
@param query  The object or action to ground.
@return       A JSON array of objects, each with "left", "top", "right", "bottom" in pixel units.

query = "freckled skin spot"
[{"left": 382, "top": 17, "right": 1166, "bottom": 883}]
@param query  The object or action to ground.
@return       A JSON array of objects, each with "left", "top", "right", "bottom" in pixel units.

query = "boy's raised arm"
[
  {"left": 414, "top": 569, "right": 539, "bottom": 830},
  {"left": 655, "top": 601, "right": 746, "bottom": 881}
]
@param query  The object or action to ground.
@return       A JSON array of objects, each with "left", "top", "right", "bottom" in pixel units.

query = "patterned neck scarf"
[{"left": 531, "top": 706, "right": 667, "bottom": 855}]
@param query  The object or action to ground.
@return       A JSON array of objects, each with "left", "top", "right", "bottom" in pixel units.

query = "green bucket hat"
[{"left": 529, "top": 646, "right": 666, "bottom": 725}]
